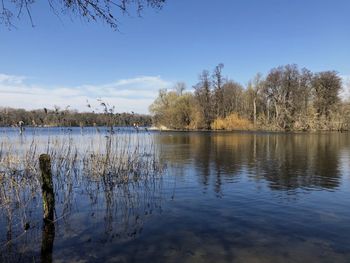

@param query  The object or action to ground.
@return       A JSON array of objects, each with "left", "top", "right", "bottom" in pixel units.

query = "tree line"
[
  {"left": 0, "top": 107, "right": 152, "bottom": 127},
  {"left": 150, "top": 64, "right": 350, "bottom": 131}
]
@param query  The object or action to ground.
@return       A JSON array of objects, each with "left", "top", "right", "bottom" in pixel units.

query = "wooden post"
[
  {"left": 41, "top": 219, "right": 55, "bottom": 263},
  {"left": 18, "top": 120, "right": 24, "bottom": 135},
  {"left": 39, "top": 154, "right": 55, "bottom": 222}
]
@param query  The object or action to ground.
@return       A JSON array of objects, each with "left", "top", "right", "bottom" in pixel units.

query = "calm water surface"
[{"left": 0, "top": 128, "right": 350, "bottom": 263}]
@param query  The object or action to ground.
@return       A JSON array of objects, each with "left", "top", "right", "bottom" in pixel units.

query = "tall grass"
[
  {"left": 211, "top": 113, "right": 253, "bottom": 131},
  {"left": 0, "top": 128, "right": 165, "bottom": 262}
]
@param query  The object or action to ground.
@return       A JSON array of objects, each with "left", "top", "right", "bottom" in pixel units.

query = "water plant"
[{"left": 0, "top": 128, "right": 165, "bottom": 262}]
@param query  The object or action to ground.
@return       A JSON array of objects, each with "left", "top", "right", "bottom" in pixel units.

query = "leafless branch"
[{"left": 0, "top": 0, "right": 165, "bottom": 29}]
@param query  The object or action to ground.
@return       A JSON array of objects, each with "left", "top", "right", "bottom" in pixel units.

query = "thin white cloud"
[
  {"left": 0, "top": 74, "right": 26, "bottom": 85},
  {"left": 0, "top": 74, "right": 172, "bottom": 114}
]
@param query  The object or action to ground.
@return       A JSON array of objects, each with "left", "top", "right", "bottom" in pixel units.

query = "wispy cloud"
[
  {"left": 0, "top": 74, "right": 172, "bottom": 113},
  {"left": 0, "top": 74, "right": 27, "bottom": 85}
]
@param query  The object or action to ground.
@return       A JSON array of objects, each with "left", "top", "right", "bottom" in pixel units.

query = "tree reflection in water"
[
  {"left": 0, "top": 129, "right": 350, "bottom": 262},
  {"left": 156, "top": 132, "right": 348, "bottom": 193}
]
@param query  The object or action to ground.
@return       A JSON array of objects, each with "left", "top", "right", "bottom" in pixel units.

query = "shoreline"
[
  {"left": 0, "top": 125, "right": 348, "bottom": 134},
  {"left": 149, "top": 129, "right": 348, "bottom": 134}
]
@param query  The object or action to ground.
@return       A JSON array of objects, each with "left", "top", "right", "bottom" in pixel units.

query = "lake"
[{"left": 0, "top": 127, "right": 350, "bottom": 263}]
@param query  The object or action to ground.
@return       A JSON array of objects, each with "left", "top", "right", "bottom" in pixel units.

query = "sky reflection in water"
[{"left": 0, "top": 128, "right": 350, "bottom": 263}]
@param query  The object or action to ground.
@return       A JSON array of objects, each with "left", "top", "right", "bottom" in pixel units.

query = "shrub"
[{"left": 211, "top": 113, "right": 253, "bottom": 131}]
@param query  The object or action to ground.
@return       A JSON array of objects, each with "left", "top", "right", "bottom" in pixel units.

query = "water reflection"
[
  {"left": 41, "top": 221, "right": 55, "bottom": 263},
  {"left": 0, "top": 129, "right": 349, "bottom": 262},
  {"left": 156, "top": 132, "right": 349, "bottom": 192},
  {"left": 0, "top": 129, "right": 165, "bottom": 262},
  {"left": 0, "top": 167, "right": 164, "bottom": 262}
]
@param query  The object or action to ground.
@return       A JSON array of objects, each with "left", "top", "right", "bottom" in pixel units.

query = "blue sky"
[{"left": 0, "top": 0, "right": 349, "bottom": 113}]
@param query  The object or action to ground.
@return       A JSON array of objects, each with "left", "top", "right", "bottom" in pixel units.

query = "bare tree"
[
  {"left": 174, "top": 82, "right": 186, "bottom": 95},
  {"left": 312, "top": 71, "right": 342, "bottom": 121},
  {"left": 222, "top": 80, "right": 244, "bottom": 117},
  {"left": 212, "top": 63, "right": 225, "bottom": 118},
  {"left": 148, "top": 64, "right": 348, "bottom": 132},
  {"left": 248, "top": 73, "right": 263, "bottom": 126},
  {"left": 0, "top": 0, "right": 165, "bottom": 28},
  {"left": 194, "top": 70, "right": 213, "bottom": 129},
  {"left": 0, "top": 106, "right": 152, "bottom": 127}
]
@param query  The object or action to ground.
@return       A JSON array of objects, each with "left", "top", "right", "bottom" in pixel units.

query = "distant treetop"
[{"left": 0, "top": 0, "right": 166, "bottom": 29}]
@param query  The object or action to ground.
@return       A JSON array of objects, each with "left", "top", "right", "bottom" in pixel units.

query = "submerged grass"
[{"left": 0, "top": 129, "right": 165, "bottom": 262}]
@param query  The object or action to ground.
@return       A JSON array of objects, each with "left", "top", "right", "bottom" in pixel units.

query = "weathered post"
[
  {"left": 18, "top": 120, "right": 24, "bottom": 135},
  {"left": 41, "top": 218, "right": 55, "bottom": 263},
  {"left": 39, "top": 154, "right": 55, "bottom": 262},
  {"left": 39, "top": 154, "right": 55, "bottom": 222}
]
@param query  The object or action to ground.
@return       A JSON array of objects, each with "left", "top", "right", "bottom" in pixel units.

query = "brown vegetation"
[
  {"left": 0, "top": 131, "right": 165, "bottom": 261},
  {"left": 150, "top": 64, "right": 349, "bottom": 132},
  {"left": 0, "top": 107, "right": 152, "bottom": 127},
  {"left": 211, "top": 113, "right": 253, "bottom": 131}
]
